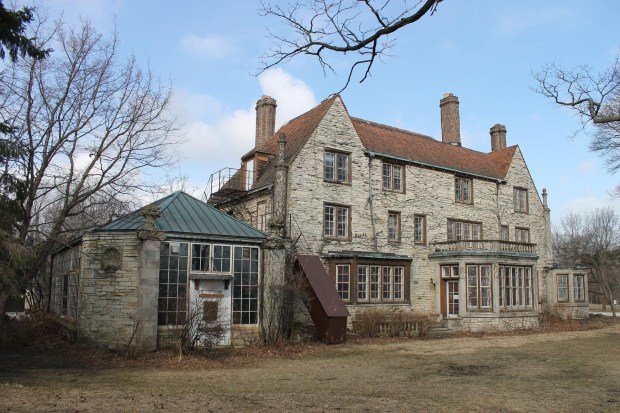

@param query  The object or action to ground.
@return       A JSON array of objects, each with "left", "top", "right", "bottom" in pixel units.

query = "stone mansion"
[{"left": 207, "top": 93, "right": 588, "bottom": 331}]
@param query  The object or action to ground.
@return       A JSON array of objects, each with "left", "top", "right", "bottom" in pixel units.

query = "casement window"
[
  {"left": 514, "top": 187, "right": 528, "bottom": 213},
  {"left": 354, "top": 264, "right": 406, "bottom": 303},
  {"left": 455, "top": 176, "right": 473, "bottom": 204},
  {"left": 382, "top": 162, "right": 403, "bottom": 192},
  {"left": 414, "top": 215, "right": 426, "bottom": 244},
  {"left": 191, "top": 243, "right": 210, "bottom": 272},
  {"left": 213, "top": 244, "right": 232, "bottom": 273},
  {"left": 466, "top": 265, "right": 492, "bottom": 310},
  {"left": 500, "top": 225, "right": 509, "bottom": 241},
  {"left": 50, "top": 248, "right": 80, "bottom": 320},
  {"left": 336, "top": 265, "right": 350, "bottom": 301},
  {"left": 388, "top": 211, "right": 401, "bottom": 242},
  {"left": 324, "top": 151, "right": 350, "bottom": 183},
  {"left": 499, "top": 266, "right": 533, "bottom": 309},
  {"left": 158, "top": 242, "right": 189, "bottom": 325},
  {"left": 441, "top": 265, "right": 460, "bottom": 279},
  {"left": 515, "top": 227, "right": 530, "bottom": 243},
  {"left": 324, "top": 204, "right": 350, "bottom": 239},
  {"left": 573, "top": 274, "right": 586, "bottom": 302},
  {"left": 557, "top": 274, "right": 569, "bottom": 302},
  {"left": 447, "top": 219, "right": 482, "bottom": 241},
  {"left": 232, "top": 246, "right": 260, "bottom": 325}
]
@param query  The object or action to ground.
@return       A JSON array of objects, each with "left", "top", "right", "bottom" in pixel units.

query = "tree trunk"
[{"left": 0, "top": 288, "right": 9, "bottom": 329}]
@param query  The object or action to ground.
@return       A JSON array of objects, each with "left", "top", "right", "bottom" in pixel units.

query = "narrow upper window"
[
  {"left": 324, "top": 151, "right": 350, "bottom": 183},
  {"left": 213, "top": 244, "right": 232, "bottom": 273},
  {"left": 515, "top": 227, "right": 530, "bottom": 243},
  {"left": 191, "top": 243, "right": 210, "bottom": 272},
  {"left": 500, "top": 225, "right": 509, "bottom": 241},
  {"left": 382, "top": 162, "right": 403, "bottom": 192},
  {"left": 414, "top": 215, "right": 426, "bottom": 244},
  {"left": 324, "top": 204, "right": 350, "bottom": 239},
  {"left": 388, "top": 211, "right": 401, "bottom": 242},
  {"left": 514, "top": 187, "right": 528, "bottom": 213},
  {"left": 455, "top": 176, "right": 473, "bottom": 204}
]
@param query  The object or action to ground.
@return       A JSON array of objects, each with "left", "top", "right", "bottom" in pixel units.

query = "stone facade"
[
  {"left": 77, "top": 232, "right": 159, "bottom": 350},
  {"left": 215, "top": 94, "right": 588, "bottom": 333}
]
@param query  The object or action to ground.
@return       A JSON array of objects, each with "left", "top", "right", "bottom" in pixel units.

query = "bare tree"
[
  {"left": 259, "top": 0, "right": 443, "bottom": 92},
  {"left": 554, "top": 208, "right": 620, "bottom": 317},
  {"left": 533, "top": 53, "right": 620, "bottom": 188},
  {"left": 0, "top": 17, "right": 179, "bottom": 320}
]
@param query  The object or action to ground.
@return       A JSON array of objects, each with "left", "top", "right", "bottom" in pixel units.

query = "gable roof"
[
  {"left": 97, "top": 191, "right": 266, "bottom": 239},
  {"left": 251, "top": 96, "right": 339, "bottom": 188},
  {"left": 241, "top": 95, "right": 518, "bottom": 192},
  {"left": 352, "top": 118, "right": 517, "bottom": 180}
]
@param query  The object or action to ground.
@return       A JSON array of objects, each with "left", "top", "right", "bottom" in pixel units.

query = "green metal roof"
[{"left": 96, "top": 191, "right": 266, "bottom": 240}]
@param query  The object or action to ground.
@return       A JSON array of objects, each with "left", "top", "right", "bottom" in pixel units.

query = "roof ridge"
[{"left": 351, "top": 117, "right": 435, "bottom": 141}]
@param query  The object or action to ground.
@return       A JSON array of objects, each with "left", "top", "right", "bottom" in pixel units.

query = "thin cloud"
[{"left": 180, "top": 33, "right": 237, "bottom": 59}]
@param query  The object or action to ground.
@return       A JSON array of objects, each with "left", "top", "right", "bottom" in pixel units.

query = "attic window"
[{"left": 324, "top": 150, "right": 350, "bottom": 183}]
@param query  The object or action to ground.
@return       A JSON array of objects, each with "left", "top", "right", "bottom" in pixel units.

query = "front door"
[{"left": 446, "top": 280, "right": 459, "bottom": 317}]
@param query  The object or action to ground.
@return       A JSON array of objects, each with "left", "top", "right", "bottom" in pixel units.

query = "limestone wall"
[{"left": 78, "top": 232, "right": 159, "bottom": 350}]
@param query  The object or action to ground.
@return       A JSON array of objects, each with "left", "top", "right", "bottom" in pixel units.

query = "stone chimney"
[
  {"left": 255, "top": 95, "right": 277, "bottom": 148},
  {"left": 490, "top": 124, "right": 507, "bottom": 151},
  {"left": 440, "top": 93, "right": 461, "bottom": 146}
]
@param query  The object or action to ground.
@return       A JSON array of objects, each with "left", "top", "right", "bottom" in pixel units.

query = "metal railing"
[
  {"left": 203, "top": 167, "right": 245, "bottom": 204},
  {"left": 432, "top": 239, "right": 536, "bottom": 254}
]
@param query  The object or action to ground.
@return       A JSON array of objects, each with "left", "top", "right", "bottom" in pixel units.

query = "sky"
[{"left": 15, "top": 0, "right": 620, "bottom": 226}]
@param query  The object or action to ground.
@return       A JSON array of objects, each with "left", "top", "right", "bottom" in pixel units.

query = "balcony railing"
[
  {"left": 203, "top": 167, "right": 245, "bottom": 204},
  {"left": 432, "top": 239, "right": 536, "bottom": 254}
]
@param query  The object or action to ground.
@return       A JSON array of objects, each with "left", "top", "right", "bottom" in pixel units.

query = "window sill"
[
  {"left": 382, "top": 189, "right": 405, "bottom": 194},
  {"left": 323, "top": 236, "right": 351, "bottom": 241},
  {"left": 323, "top": 179, "right": 351, "bottom": 186}
]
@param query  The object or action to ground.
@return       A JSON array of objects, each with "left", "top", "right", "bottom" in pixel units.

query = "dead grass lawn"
[{"left": 1, "top": 318, "right": 619, "bottom": 412}]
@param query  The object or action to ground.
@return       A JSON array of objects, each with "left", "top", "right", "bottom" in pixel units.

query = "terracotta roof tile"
[{"left": 352, "top": 118, "right": 516, "bottom": 180}]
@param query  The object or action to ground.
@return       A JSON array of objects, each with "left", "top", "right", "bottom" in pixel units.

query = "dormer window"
[{"left": 243, "top": 158, "right": 255, "bottom": 190}]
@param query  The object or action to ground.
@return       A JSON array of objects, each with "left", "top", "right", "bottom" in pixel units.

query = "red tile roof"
[{"left": 249, "top": 95, "right": 516, "bottom": 187}]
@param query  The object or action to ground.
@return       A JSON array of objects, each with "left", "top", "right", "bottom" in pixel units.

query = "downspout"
[
  {"left": 367, "top": 152, "right": 378, "bottom": 251},
  {"left": 496, "top": 181, "right": 501, "bottom": 234}
]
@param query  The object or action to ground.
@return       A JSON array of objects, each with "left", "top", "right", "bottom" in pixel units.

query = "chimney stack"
[
  {"left": 255, "top": 95, "right": 277, "bottom": 148},
  {"left": 490, "top": 124, "right": 507, "bottom": 151},
  {"left": 440, "top": 93, "right": 461, "bottom": 146}
]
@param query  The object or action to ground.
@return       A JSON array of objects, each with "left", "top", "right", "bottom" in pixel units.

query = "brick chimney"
[
  {"left": 440, "top": 93, "right": 461, "bottom": 146},
  {"left": 490, "top": 124, "right": 507, "bottom": 151},
  {"left": 255, "top": 95, "right": 277, "bottom": 148}
]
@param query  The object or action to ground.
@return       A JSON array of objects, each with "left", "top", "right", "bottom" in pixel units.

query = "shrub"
[{"left": 352, "top": 309, "right": 437, "bottom": 339}]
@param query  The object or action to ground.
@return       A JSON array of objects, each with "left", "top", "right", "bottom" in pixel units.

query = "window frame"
[
  {"left": 212, "top": 244, "right": 233, "bottom": 274},
  {"left": 191, "top": 243, "right": 211, "bottom": 273},
  {"left": 573, "top": 274, "right": 586, "bottom": 303},
  {"left": 382, "top": 162, "right": 404, "bottom": 192},
  {"left": 335, "top": 261, "right": 408, "bottom": 304},
  {"left": 515, "top": 227, "right": 530, "bottom": 243},
  {"left": 498, "top": 266, "right": 533, "bottom": 310},
  {"left": 466, "top": 264, "right": 492, "bottom": 311},
  {"left": 500, "top": 225, "right": 509, "bottom": 241},
  {"left": 447, "top": 219, "right": 482, "bottom": 241},
  {"left": 441, "top": 265, "right": 460, "bottom": 279},
  {"left": 323, "top": 204, "right": 351, "bottom": 240},
  {"left": 557, "top": 274, "right": 569, "bottom": 303},
  {"left": 414, "top": 214, "right": 427, "bottom": 244},
  {"left": 455, "top": 176, "right": 473, "bottom": 204},
  {"left": 513, "top": 187, "right": 529, "bottom": 213},
  {"left": 336, "top": 265, "right": 351, "bottom": 301},
  {"left": 387, "top": 211, "right": 401, "bottom": 243},
  {"left": 324, "top": 150, "right": 351, "bottom": 184}
]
